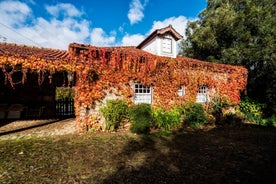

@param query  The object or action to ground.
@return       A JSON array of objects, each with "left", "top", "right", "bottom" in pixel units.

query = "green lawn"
[{"left": 1, "top": 126, "right": 276, "bottom": 184}]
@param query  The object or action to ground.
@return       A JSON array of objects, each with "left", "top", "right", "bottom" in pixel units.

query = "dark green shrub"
[
  {"left": 256, "top": 115, "right": 276, "bottom": 127},
  {"left": 184, "top": 102, "right": 207, "bottom": 127},
  {"left": 100, "top": 100, "right": 129, "bottom": 131},
  {"left": 239, "top": 97, "right": 264, "bottom": 124},
  {"left": 223, "top": 113, "right": 243, "bottom": 125},
  {"left": 153, "top": 107, "right": 183, "bottom": 131},
  {"left": 129, "top": 103, "right": 153, "bottom": 134},
  {"left": 267, "top": 115, "right": 276, "bottom": 127}
]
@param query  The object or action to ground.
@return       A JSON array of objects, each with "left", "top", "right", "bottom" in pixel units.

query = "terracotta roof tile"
[{"left": 0, "top": 42, "right": 68, "bottom": 60}]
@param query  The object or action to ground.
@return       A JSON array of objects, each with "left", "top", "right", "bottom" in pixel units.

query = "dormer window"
[
  {"left": 162, "top": 37, "right": 172, "bottom": 53},
  {"left": 137, "top": 25, "right": 182, "bottom": 58}
]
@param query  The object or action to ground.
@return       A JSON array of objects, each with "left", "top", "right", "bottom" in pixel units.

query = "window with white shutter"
[{"left": 162, "top": 37, "right": 172, "bottom": 53}]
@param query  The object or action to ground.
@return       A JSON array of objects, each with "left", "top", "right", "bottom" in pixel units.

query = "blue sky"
[{"left": 0, "top": 0, "right": 207, "bottom": 50}]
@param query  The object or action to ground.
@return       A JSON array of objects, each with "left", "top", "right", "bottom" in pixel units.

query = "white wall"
[
  {"left": 141, "top": 37, "right": 158, "bottom": 55},
  {"left": 140, "top": 33, "right": 178, "bottom": 58}
]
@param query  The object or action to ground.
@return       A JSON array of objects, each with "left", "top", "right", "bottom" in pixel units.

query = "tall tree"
[{"left": 180, "top": 0, "right": 276, "bottom": 115}]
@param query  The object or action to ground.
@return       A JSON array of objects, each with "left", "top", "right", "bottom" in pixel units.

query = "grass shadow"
[
  {"left": 101, "top": 126, "right": 276, "bottom": 184},
  {"left": 0, "top": 119, "right": 64, "bottom": 136},
  {"left": 0, "top": 120, "right": 14, "bottom": 128},
  {"left": 0, "top": 124, "right": 275, "bottom": 183}
]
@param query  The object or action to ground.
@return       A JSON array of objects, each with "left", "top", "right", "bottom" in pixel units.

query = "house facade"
[
  {"left": 0, "top": 25, "right": 248, "bottom": 131},
  {"left": 69, "top": 26, "right": 247, "bottom": 131},
  {"left": 133, "top": 25, "right": 182, "bottom": 105},
  {"left": 134, "top": 25, "right": 210, "bottom": 104}
]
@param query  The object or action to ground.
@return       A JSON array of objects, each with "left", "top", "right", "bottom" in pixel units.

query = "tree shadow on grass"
[
  {"left": 0, "top": 120, "right": 14, "bottom": 128},
  {"left": 0, "top": 119, "right": 63, "bottom": 136},
  {"left": 101, "top": 126, "right": 276, "bottom": 184}
]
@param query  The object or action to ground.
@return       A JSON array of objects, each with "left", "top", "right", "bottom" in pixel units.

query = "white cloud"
[
  {"left": 90, "top": 28, "right": 116, "bottom": 46},
  {"left": 121, "top": 34, "right": 144, "bottom": 46},
  {"left": 45, "top": 3, "right": 83, "bottom": 18},
  {"left": 31, "top": 18, "right": 90, "bottom": 49},
  {"left": 0, "top": 17, "right": 90, "bottom": 49},
  {"left": 0, "top": 1, "right": 90, "bottom": 49},
  {"left": 128, "top": 0, "right": 148, "bottom": 25},
  {"left": 149, "top": 16, "right": 196, "bottom": 39},
  {"left": 0, "top": 0, "right": 32, "bottom": 27},
  {"left": 0, "top": 1, "right": 196, "bottom": 50}
]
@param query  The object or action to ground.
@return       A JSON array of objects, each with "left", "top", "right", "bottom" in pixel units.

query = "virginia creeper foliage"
[{"left": 0, "top": 43, "right": 248, "bottom": 130}]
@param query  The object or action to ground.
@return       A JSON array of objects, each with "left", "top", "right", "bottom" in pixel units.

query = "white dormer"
[{"left": 137, "top": 25, "right": 183, "bottom": 58}]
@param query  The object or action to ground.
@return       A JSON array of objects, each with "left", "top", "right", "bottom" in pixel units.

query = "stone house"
[
  {"left": 69, "top": 25, "right": 248, "bottom": 130},
  {"left": 0, "top": 25, "right": 248, "bottom": 130}
]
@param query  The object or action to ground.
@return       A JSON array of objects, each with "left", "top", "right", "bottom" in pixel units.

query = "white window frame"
[
  {"left": 196, "top": 85, "right": 209, "bottom": 103},
  {"left": 162, "top": 37, "right": 172, "bottom": 53},
  {"left": 133, "top": 83, "right": 152, "bottom": 104},
  {"left": 178, "top": 85, "right": 185, "bottom": 97}
]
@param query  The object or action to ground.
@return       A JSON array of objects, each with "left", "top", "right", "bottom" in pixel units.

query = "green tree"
[{"left": 180, "top": 0, "right": 276, "bottom": 115}]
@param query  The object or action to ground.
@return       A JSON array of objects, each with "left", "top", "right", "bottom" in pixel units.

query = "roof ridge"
[{"left": 137, "top": 25, "right": 183, "bottom": 49}]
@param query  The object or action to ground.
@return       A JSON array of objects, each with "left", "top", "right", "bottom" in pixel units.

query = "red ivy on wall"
[
  {"left": 0, "top": 43, "right": 248, "bottom": 130},
  {"left": 67, "top": 44, "right": 247, "bottom": 129}
]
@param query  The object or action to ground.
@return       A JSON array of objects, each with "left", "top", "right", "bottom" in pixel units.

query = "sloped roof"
[
  {"left": 0, "top": 42, "right": 68, "bottom": 60},
  {"left": 137, "top": 25, "right": 183, "bottom": 49},
  {"left": 69, "top": 43, "right": 136, "bottom": 51},
  {"left": 68, "top": 43, "right": 139, "bottom": 58},
  {"left": 68, "top": 42, "right": 246, "bottom": 74}
]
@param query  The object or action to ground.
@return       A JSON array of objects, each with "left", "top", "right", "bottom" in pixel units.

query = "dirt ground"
[{"left": 0, "top": 118, "right": 78, "bottom": 140}]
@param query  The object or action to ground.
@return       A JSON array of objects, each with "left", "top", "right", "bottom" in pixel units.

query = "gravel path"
[{"left": 0, "top": 118, "right": 78, "bottom": 140}]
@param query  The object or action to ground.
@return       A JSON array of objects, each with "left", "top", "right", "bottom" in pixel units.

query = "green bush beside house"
[{"left": 99, "top": 97, "right": 275, "bottom": 134}]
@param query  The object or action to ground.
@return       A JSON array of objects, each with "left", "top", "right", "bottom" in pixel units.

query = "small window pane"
[
  {"left": 162, "top": 38, "right": 172, "bottom": 53},
  {"left": 178, "top": 85, "right": 185, "bottom": 97},
  {"left": 196, "top": 85, "right": 209, "bottom": 103},
  {"left": 134, "top": 83, "right": 152, "bottom": 104},
  {"left": 198, "top": 85, "right": 208, "bottom": 94}
]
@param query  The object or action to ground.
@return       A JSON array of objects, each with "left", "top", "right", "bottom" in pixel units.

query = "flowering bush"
[{"left": 239, "top": 97, "right": 264, "bottom": 124}]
